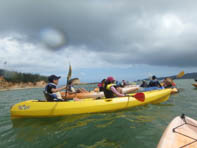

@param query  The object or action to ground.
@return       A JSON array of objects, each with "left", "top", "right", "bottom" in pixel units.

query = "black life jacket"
[
  {"left": 44, "top": 83, "right": 57, "bottom": 101},
  {"left": 103, "top": 83, "right": 116, "bottom": 98},
  {"left": 148, "top": 80, "right": 161, "bottom": 87}
]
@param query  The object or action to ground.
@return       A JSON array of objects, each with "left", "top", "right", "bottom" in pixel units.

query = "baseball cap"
[
  {"left": 106, "top": 76, "right": 115, "bottom": 83},
  {"left": 48, "top": 75, "right": 61, "bottom": 82},
  {"left": 152, "top": 75, "right": 157, "bottom": 80}
]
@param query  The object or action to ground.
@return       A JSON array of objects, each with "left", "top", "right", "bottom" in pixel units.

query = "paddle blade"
[
  {"left": 133, "top": 93, "right": 145, "bottom": 102},
  {"left": 68, "top": 78, "right": 80, "bottom": 85},
  {"left": 67, "top": 64, "right": 72, "bottom": 81},
  {"left": 176, "top": 71, "right": 184, "bottom": 78}
]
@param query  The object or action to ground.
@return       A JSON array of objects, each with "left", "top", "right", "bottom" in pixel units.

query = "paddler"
[
  {"left": 140, "top": 80, "right": 148, "bottom": 88},
  {"left": 163, "top": 77, "right": 176, "bottom": 88},
  {"left": 148, "top": 75, "right": 162, "bottom": 88},
  {"left": 44, "top": 75, "right": 66, "bottom": 101},
  {"left": 103, "top": 76, "right": 127, "bottom": 98},
  {"left": 97, "top": 79, "right": 106, "bottom": 92}
]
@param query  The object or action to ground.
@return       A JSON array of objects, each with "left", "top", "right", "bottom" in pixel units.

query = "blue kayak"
[{"left": 142, "top": 86, "right": 164, "bottom": 92}]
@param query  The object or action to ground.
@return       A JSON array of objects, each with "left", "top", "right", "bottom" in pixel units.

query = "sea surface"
[{"left": 0, "top": 79, "right": 197, "bottom": 148}]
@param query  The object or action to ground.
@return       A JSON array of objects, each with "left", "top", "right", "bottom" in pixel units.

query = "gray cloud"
[{"left": 0, "top": 0, "right": 197, "bottom": 68}]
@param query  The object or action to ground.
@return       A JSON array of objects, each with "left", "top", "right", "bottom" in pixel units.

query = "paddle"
[
  {"left": 175, "top": 71, "right": 184, "bottom": 79},
  {"left": 67, "top": 64, "right": 72, "bottom": 82},
  {"left": 128, "top": 92, "right": 145, "bottom": 102},
  {"left": 65, "top": 64, "right": 72, "bottom": 98},
  {"left": 68, "top": 78, "right": 80, "bottom": 85}
]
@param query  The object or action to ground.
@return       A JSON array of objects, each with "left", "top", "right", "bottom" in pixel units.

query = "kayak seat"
[{"left": 43, "top": 91, "right": 65, "bottom": 102}]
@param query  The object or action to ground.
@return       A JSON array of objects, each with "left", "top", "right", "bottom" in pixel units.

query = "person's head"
[
  {"left": 163, "top": 78, "right": 167, "bottom": 82},
  {"left": 152, "top": 75, "right": 156, "bottom": 80},
  {"left": 101, "top": 79, "right": 106, "bottom": 84},
  {"left": 106, "top": 76, "right": 115, "bottom": 84},
  {"left": 48, "top": 75, "right": 61, "bottom": 85},
  {"left": 165, "top": 78, "right": 173, "bottom": 86}
]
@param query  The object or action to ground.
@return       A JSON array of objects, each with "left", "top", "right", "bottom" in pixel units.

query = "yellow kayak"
[
  {"left": 10, "top": 89, "right": 172, "bottom": 118},
  {"left": 157, "top": 114, "right": 197, "bottom": 148},
  {"left": 171, "top": 88, "right": 178, "bottom": 94}
]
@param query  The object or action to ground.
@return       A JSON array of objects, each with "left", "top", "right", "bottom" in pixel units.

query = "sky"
[{"left": 0, "top": 0, "right": 197, "bottom": 83}]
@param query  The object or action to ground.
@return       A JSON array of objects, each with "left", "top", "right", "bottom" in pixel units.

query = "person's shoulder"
[{"left": 47, "top": 83, "right": 56, "bottom": 88}]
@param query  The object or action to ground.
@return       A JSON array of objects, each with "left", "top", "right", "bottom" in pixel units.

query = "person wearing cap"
[
  {"left": 44, "top": 75, "right": 66, "bottom": 101},
  {"left": 148, "top": 75, "right": 162, "bottom": 88},
  {"left": 103, "top": 76, "right": 127, "bottom": 98}
]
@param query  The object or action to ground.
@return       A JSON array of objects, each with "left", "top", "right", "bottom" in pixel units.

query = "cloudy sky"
[{"left": 0, "top": 0, "right": 197, "bottom": 82}]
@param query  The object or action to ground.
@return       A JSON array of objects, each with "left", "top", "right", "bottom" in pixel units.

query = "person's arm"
[
  {"left": 111, "top": 86, "right": 125, "bottom": 97},
  {"left": 51, "top": 86, "right": 67, "bottom": 93}
]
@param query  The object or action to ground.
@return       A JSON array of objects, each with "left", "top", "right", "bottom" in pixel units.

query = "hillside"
[
  {"left": 158, "top": 72, "right": 197, "bottom": 80},
  {"left": 0, "top": 69, "right": 47, "bottom": 83},
  {"left": 0, "top": 69, "right": 47, "bottom": 91},
  {"left": 141, "top": 72, "right": 197, "bottom": 81}
]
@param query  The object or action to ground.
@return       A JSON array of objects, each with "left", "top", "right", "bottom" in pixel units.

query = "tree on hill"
[{"left": 0, "top": 69, "right": 47, "bottom": 83}]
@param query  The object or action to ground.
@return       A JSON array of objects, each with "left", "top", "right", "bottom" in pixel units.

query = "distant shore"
[
  {"left": 0, "top": 86, "right": 45, "bottom": 91},
  {"left": 0, "top": 80, "right": 46, "bottom": 92}
]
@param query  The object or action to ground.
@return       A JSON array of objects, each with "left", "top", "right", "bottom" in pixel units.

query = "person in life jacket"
[
  {"left": 103, "top": 76, "right": 127, "bottom": 98},
  {"left": 44, "top": 75, "right": 66, "bottom": 101},
  {"left": 163, "top": 78, "right": 176, "bottom": 88},
  {"left": 148, "top": 75, "right": 162, "bottom": 88},
  {"left": 97, "top": 79, "right": 106, "bottom": 92},
  {"left": 140, "top": 80, "right": 148, "bottom": 88}
]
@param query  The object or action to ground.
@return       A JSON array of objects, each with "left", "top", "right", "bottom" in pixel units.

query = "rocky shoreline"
[{"left": 0, "top": 80, "right": 46, "bottom": 91}]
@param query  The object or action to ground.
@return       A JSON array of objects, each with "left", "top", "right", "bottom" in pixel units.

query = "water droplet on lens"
[{"left": 40, "top": 27, "right": 67, "bottom": 50}]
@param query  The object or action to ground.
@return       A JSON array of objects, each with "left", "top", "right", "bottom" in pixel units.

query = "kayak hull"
[
  {"left": 142, "top": 87, "right": 178, "bottom": 94},
  {"left": 171, "top": 88, "right": 178, "bottom": 94},
  {"left": 157, "top": 115, "right": 197, "bottom": 148},
  {"left": 10, "top": 89, "right": 172, "bottom": 118}
]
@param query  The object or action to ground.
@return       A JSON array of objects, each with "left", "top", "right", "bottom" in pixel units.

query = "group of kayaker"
[
  {"left": 44, "top": 74, "right": 177, "bottom": 101},
  {"left": 140, "top": 75, "right": 177, "bottom": 89}
]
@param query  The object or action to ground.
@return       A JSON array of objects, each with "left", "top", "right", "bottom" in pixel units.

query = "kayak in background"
[
  {"left": 10, "top": 89, "right": 172, "bottom": 118},
  {"left": 61, "top": 85, "right": 139, "bottom": 99},
  {"left": 142, "top": 86, "right": 164, "bottom": 92},
  {"left": 157, "top": 114, "right": 197, "bottom": 148},
  {"left": 61, "top": 91, "right": 104, "bottom": 99},
  {"left": 192, "top": 83, "right": 197, "bottom": 88},
  {"left": 140, "top": 87, "right": 178, "bottom": 94}
]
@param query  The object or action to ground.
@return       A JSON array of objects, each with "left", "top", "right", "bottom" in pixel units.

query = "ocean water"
[{"left": 0, "top": 79, "right": 197, "bottom": 148}]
